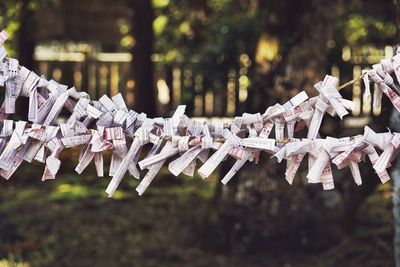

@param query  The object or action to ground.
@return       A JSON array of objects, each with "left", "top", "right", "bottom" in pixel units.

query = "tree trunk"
[
  {"left": 208, "top": 0, "right": 341, "bottom": 252},
  {"left": 17, "top": 0, "right": 35, "bottom": 118},
  {"left": 131, "top": 0, "right": 156, "bottom": 117},
  {"left": 18, "top": 0, "right": 35, "bottom": 69},
  {"left": 247, "top": 0, "right": 338, "bottom": 112}
]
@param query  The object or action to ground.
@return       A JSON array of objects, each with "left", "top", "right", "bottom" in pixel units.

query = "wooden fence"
[{"left": 33, "top": 45, "right": 393, "bottom": 123}]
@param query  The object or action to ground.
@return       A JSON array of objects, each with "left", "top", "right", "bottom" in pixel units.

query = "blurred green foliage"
[
  {"left": 152, "top": 0, "right": 264, "bottom": 77},
  {"left": 0, "top": 0, "right": 22, "bottom": 57},
  {"left": 0, "top": 0, "right": 59, "bottom": 57},
  {"left": 336, "top": 1, "right": 398, "bottom": 45}
]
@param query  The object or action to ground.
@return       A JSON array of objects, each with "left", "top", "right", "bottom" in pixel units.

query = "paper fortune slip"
[{"left": 0, "top": 30, "right": 397, "bottom": 197}]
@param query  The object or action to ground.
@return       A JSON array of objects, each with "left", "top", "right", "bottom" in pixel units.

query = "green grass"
[{"left": 0, "top": 159, "right": 394, "bottom": 267}]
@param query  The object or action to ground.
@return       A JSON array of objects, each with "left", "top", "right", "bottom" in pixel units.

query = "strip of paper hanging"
[{"left": 0, "top": 31, "right": 399, "bottom": 197}]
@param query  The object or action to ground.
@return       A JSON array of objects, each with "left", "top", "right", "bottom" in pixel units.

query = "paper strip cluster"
[{"left": 0, "top": 31, "right": 399, "bottom": 196}]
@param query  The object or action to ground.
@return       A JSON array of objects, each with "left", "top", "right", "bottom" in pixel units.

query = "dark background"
[{"left": 0, "top": 0, "right": 399, "bottom": 266}]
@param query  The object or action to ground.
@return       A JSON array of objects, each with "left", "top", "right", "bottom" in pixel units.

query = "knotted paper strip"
[{"left": 0, "top": 31, "right": 398, "bottom": 197}]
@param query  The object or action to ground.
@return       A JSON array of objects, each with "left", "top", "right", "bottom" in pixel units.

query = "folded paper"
[{"left": 0, "top": 30, "right": 398, "bottom": 197}]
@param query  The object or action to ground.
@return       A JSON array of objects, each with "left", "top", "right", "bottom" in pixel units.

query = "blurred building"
[{"left": 32, "top": 0, "right": 392, "bottom": 124}]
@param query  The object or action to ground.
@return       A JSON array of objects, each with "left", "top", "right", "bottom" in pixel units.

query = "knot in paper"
[
  {"left": 381, "top": 59, "right": 394, "bottom": 73},
  {"left": 367, "top": 70, "right": 383, "bottom": 85},
  {"left": 21, "top": 71, "right": 39, "bottom": 97},
  {"left": 201, "top": 136, "right": 213, "bottom": 149},
  {"left": 363, "top": 126, "right": 393, "bottom": 150},
  {"left": 90, "top": 129, "right": 107, "bottom": 152},
  {"left": 263, "top": 103, "right": 285, "bottom": 121},
  {"left": 317, "top": 76, "right": 352, "bottom": 119},
  {"left": 223, "top": 129, "right": 242, "bottom": 147},
  {"left": 113, "top": 109, "right": 128, "bottom": 126},
  {"left": 0, "top": 31, "right": 8, "bottom": 45},
  {"left": 241, "top": 113, "right": 262, "bottom": 125},
  {"left": 381, "top": 71, "right": 394, "bottom": 85},
  {"left": 315, "top": 98, "right": 329, "bottom": 113},
  {"left": 74, "top": 98, "right": 90, "bottom": 118},
  {"left": 391, "top": 133, "right": 400, "bottom": 150},
  {"left": 178, "top": 136, "right": 190, "bottom": 153},
  {"left": 134, "top": 127, "right": 150, "bottom": 145}
]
